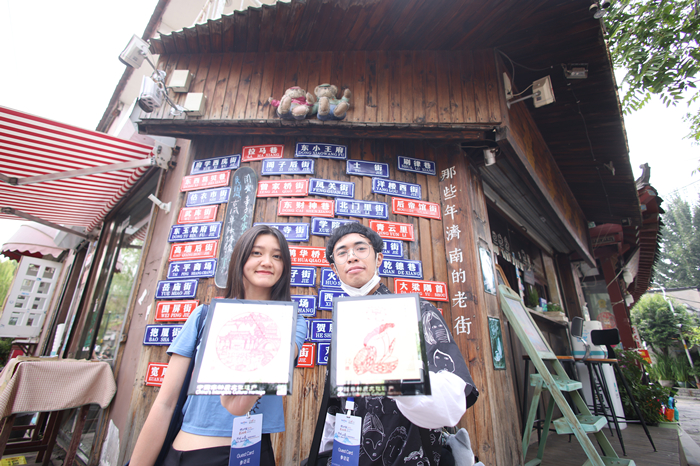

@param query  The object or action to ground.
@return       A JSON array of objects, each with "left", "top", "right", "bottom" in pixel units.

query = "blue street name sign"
[
  {"left": 308, "top": 178, "right": 355, "bottom": 198},
  {"left": 166, "top": 259, "right": 217, "bottom": 279},
  {"left": 292, "top": 295, "right": 318, "bottom": 317},
  {"left": 397, "top": 155, "right": 436, "bottom": 176},
  {"left": 155, "top": 279, "right": 198, "bottom": 299},
  {"left": 185, "top": 187, "right": 231, "bottom": 207},
  {"left": 335, "top": 199, "right": 388, "bottom": 220},
  {"left": 295, "top": 143, "right": 347, "bottom": 160},
  {"left": 320, "top": 268, "right": 342, "bottom": 289},
  {"left": 317, "top": 343, "right": 330, "bottom": 365},
  {"left": 291, "top": 266, "right": 317, "bottom": 287},
  {"left": 143, "top": 324, "right": 183, "bottom": 346},
  {"left": 310, "top": 319, "right": 333, "bottom": 342},
  {"left": 378, "top": 258, "right": 423, "bottom": 279},
  {"left": 168, "top": 222, "right": 222, "bottom": 243},
  {"left": 254, "top": 223, "right": 310, "bottom": 242},
  {"left": 310, "top": 218, "right": 358, "bottom": 237},
  {"left": 346, "top": 160, "right": 389, "bottom": 178},
  {"left": 371, "top": 177, "right": 422, "bottom": 201},
  {"left": 382, "top": 239, "right": 404, "bottom": 258},
  {"left": 318, "top": 289, "right": 348, "bottom": 310},
  {"left": 261, "top": 159, "right": 315, "bottom": 176},
  {"left": 191, "top": 154, "right": 241, "bottom": 175}
]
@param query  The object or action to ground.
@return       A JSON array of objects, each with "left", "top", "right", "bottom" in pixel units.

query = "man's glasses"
[{"left": 332, "top": 243, "right": 372, "bottom": 264}]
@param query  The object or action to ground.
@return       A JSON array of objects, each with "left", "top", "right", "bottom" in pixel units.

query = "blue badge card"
[
  {"left": 382, "top": 239, "right": 404, "bottom": 258},
  {"left": 155, "top": 279, "right": 198, "bottom": 299},
  {"left": 191, "top": 154, "right": 240, "bottom": 175},
  {"left": 291, "top": 266, "right": 317, "bottom": 287},
  {"left": 378, "top": 258, "right": 423, "bottom": 279},
  {"left": 261, "top": 159, "right": 315, "bottom": 176},
  {"left": 143, "top": 324, "right": 183, "bottom": 346},
  {"left": 310, "top": 319, "right": 333, "bottom": 342},
  {"left": 317, "top": 342, "right": 330, "bottom": 366},
  {"left": 230, "top": 414, "right": 262, "bottom": 466},
  {"left": 295, "top": 143, "right": 348, "bottom": 160},
  {"left": 331, "top": 414, "right": 361, "bottom": 466},
  {"left": 319, "top": 289, "right": 349, "bottom": 310},
  {"left": 254, "top": 223, "right": 310, "bottom": 242},
  {"left": 335, "top": 200, "right": 388, "bottom": 220},
  {"left": 310, "top": 218, "right": 358, "bottom": 237},
  {"left": 346, "top": 160, "right": 389, "bottom": 178},
  {"left": 166, "top": 259, "right": 217, "bottom": 279},
  {"left": 186, "top": 187, "right": 231, "bottom": 207},
  {"left": 308, "top": 178, "right": 355, "bottom": 198},
  {"left": 168, "top": 222, "right": 222, "bottom": 243},
  {"left": 397, "top": 155, "right": 436, "bottom": 176},
  {"left": 371, "top": 177, "right": 422, "bottom": 201},
  {"left": 292, "top": 295, "right": 318, "bottom": 317},
  {"left": 320, "top": 268, "right": 342, "bottom": 289}
]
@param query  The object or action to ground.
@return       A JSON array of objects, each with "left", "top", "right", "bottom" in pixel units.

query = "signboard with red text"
[
  {"left": 155, "top": 300, "right": 200, "bottom": 322},
  {"left": 145, "top": 363, "right": 168, "bottom": 386},
  {"left": 290, "top": 246, "right": 330, "bottom": 267},
  {"left": 169, "top": 240, "right": 218, "bottom": 261},
  {"left": 242, "top": 144, "right": 284, "bottom": 162},
  {"left": 392, "top": 198, "right": 441, "bottom": 220},
  {"left": 257, "top": 179, "right": 309, "bottom": 197},
  {"left": 369, "top": 220, "right": 415, "bottom": 241},
  {"left": 297, "top": 342, "right": 316, "bottom": 368},
  {"left": 177, "top": 206, "right": 219, "bottom": 224},
  {"left": 278, "top": 198, "right": 334, "bottom": 218},
  {"left": 394, "top": 279, "right": 448, "bottom": 302},
  {"left": 180, "top": 170, "right": 231, "bottom": 192}
]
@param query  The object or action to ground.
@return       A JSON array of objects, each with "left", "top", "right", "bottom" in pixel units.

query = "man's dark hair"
[{"left": 326, "top": 223, "right": 384, "bottom": 265}]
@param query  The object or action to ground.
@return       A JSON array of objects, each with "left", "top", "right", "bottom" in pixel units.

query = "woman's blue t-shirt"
[{"left": 167, "top": 304, "right": 307, "bottom": 436}]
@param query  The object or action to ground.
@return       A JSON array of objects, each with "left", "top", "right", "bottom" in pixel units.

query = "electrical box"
[
  {"left": 119, "top": 34, "right": 150, "bottom": 69},
  {"left": 533, "top": 76, "right": 555, "bottom": 108},
  {"left": 168, "top": 70, "right": 193, "bottom": 93},
  {"left": 184, "top": 93, "right": 206, "bottom": 117},
  {"left": 137, "top": 76, "right": 163, "bottom": 113}
]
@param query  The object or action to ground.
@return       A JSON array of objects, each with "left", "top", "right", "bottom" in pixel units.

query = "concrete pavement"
[{"left": 676, "top": 389, "right": 700, "bottom": 466}]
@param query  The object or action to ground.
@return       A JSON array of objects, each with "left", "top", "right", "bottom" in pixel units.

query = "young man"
[{"left": 326, "top": 223, "right": 479, "bottom": 466}]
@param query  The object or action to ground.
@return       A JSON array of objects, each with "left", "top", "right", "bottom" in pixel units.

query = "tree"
[
  {"left": 0, "top": 258, "right": 18, "bottom": 309},
  {"left": 606, "top": 0, "right": 700, "bottom": 142},
  {"left": 654, "top": 196, "right": 700, "bottom": 287},
  {"left": 631, "top": 294, "right": 698, "bottom": 355}
]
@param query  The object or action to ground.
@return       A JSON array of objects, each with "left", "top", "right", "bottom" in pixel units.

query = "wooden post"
[{"left": 600, "top": 256, "right": 635, "bottom": 348}]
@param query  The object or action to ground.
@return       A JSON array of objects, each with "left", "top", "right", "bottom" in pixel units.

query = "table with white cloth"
[{"left": 0, "top": 358, "right": 116, "bottom": 466}]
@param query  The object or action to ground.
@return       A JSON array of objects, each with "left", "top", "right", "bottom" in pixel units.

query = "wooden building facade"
[{"left": 46, "top": 1, "right": 656, "bottom": 465}]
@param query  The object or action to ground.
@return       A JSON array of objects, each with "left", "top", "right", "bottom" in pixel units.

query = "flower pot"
[
  {"left": 659, "top": 380, "right": 674, "bottom": 388},
  {"left": 676, "top": 381, "right": 688, "bottom": 388}
]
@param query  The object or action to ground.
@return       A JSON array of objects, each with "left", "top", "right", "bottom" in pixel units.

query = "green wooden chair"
[{"left": 498, "top": 285, "right": 635, "bottom": 466}]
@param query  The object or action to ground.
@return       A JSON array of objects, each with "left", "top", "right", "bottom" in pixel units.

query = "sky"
[{"left": 1, "top": 0, "right": 699, "bottom": 251}]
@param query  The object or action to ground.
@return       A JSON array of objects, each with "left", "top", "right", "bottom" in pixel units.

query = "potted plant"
[
  {"left": 650, "top": 354, "right": 675, "bottom": 388},
  {"left": 671, "top": 356, "right": 691, "bottom": 388},
  {"left": 526, "top": 287, "right": 539, "bottom": 310}
]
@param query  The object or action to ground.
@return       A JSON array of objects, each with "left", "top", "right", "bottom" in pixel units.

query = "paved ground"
[{"left": 677, "top": 394, "right": 700, "bottom": 449}]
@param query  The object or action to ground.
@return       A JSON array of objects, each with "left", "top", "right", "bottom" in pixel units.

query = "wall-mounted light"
[
  {"left": 506, "top": 76, "right": 556, "bottom": 109},
  {"left": 590, "top": 1, "right": 610, "bottom": 19},
  {"left": 564, "top": 63, "right": 589, "bottom": 79},
  {"left": 483, "top": 148, "right": 497, "bottom": 166}
]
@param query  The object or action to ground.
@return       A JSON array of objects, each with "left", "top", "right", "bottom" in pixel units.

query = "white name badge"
[
  {"left": 230, "top": 414, "right": 263, "bottom": 466},
  {"left": 331, "top": 414, "right": 361, "bottom": 466}
]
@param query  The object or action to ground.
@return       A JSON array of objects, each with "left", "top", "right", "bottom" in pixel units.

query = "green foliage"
[
  {"left": 0, "top": 258, "right": 18, "bottom": 308},
  {"left": 631, "top": 293, "right": 698, "bottom": 355},
  {"left": 606, "top": 0, "right": 700, "bottom": 143},
  {"left": 0, "top": 338, "right": 13, "bottom": 367},
  {"left": 670, "top": 355, "right": 692, "bottom": 382},
  {"left": 654, "top": 196, "right": 700, "bottom": 288},
  {"left": 616, "top": 350, "right": 672, "bottom": 424},
  {"left": 649, "top": 353, "right": 675, "bottom": 380},
  {"left": 526, "top": 286, "right": 539, "bottom": 308}
]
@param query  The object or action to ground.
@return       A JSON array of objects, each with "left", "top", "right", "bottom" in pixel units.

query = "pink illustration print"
[
  {"left": 216, "top": 312, "right": 280, "bottom": 371},
  {"left": 353, "top": 323, "right": 398, "bottom": 374}
]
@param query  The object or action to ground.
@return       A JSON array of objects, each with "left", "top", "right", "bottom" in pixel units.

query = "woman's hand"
[{"left": 220, "top": 394, "right": 262, "bottom": 416}]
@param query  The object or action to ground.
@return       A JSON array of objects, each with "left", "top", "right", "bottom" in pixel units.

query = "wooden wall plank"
[
  {"left": 435, "top": 51, "right": 452, "bottom": 123},
  {"left": 350, "top": 51, "right": 366, "bottom": 123},
  {"left": 364, "top": 51, "right": 378, "bottom": 123},
  {"left": 255, "top": 52, "right": 277, "bottom": 119},
  {"left": 412, "top": 51, "right": 426, "bottom": 123},
  {"left": 231, "top": 52, "right": 256, "bottom": 120},
  {"left": 245, "top": 7, "right": 262, "bottom": 53},
  {"left": 201, "top": 54, "right": 222, "bottom": 120},
  {"left": 400, "top": 51, "right": 413, "bottom": 124},
  {"left": 459, "top": 51, "right": 477, "bottom": 123},
  {"left": 209, "top": 53, "right": 234, "bottom": 120},
  {"left": 448, "top": 51, "right": 465, "bottom": 123},
  {"left": 423, "top": 51, "right": 439, "bottom": 123},
  {"left": 232, "top": 12, "right": 248, "bottom": 53},
  {"left": 221, "top": 53, "right": 244, "bottom": 119},
  {"left": 376, "top": 51, "right": 390, "bottom": 124},
  {"left": 245, "top": 52, "right": 266, "bottom": 119}
]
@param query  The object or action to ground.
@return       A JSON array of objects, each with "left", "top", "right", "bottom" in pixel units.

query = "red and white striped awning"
[{"left": 0, "top": 106, "right": 155, "bottom": 234}]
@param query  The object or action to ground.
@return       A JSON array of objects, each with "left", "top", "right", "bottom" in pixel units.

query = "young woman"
[{"left": 130, "top": 225, "right": 306, "bottom": 466}]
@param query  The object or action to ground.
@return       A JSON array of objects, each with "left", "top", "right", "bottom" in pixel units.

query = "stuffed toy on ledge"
[
  {"left": 314, "top": 84, "right": 351, "bottom": 121},
  {"left": 268, "top": 86, "right": 316, "bottom": 120}
]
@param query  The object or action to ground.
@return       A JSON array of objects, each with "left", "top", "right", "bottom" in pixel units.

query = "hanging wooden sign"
[
  {"left": 166, "top": 259, "right": 217, "bottom": 279},
  {"left": 278, "top": 198, "right": 334, "bottom": 218},
  {"left": 186, "top": 187, "right": 231, "bottom": 207},
  {"left": 397, "top": 155, "right": 436, "bottom": 176},
  {"left": 155, "top": 279, "right": 198, "bottom": 299},
  {"left": 169, "top": 240, "right": 218, "bottom": 261},
  {"left": 370, "top": 220, "right": 415, "bottom": 241},
  {"left": 215, "top": 167, "right": 258, "bottom": 288},
  {"left": 372, "top": 178, "right": 422, "bottom": 200},
  {"left": 177, "top": 205, "right": 219, "bottom": 224},
  {"left": 168, "top": 222, "right": 222, "bottom": 243},
  {"left": 394, "top": 279, "right": 448, "bottom": 302},
  {"left": 257, "top": 179, "right": 309, "bottom": 197},
  {"left": 379, "top": 258, "right": 423, "bottom": 279},
  {"left": 143, "top": 324, "right": 183, "bottom": 346},
  {"left": 180, "top": 170, "right": 231, "bottom": 192},
  {"left": 241, "top": 144, "right": 284, "bottom": 162},
  {"left": 334, "top": 199, "right": 388, "bottom": 220},
  {"left": 392, "top": 198, "right": 442, "bottom": 220},
  {"left": 310, "top": 218, "right": 357, "bottom": 236},
  {"left": 382, "top": 239, "right": 404, "bottom": 258},
  {"left": 295, "top": 142, "right": 347, "bottom": 159},
  {"left": 308, "top": 178, "right": 355, "bottom": 198},
  {"left": 155, "top": 299, "right": 200, "bottom": 322},
  {"left": 346, "top": 160, "right": 389, "bottom": 178},
  {"left": 191, "top": 154, "right": 240, "bottom": 175},
  {"left": 289, "top": 246, "right": 330, "bottom": 267},
  {"left": 292, "top": 295, "right": 318, "bottom": 317},
  {"left": 290, "top": 266, "right": 317, "bottom": 287},
  {"left": 145, "top": 363, "right": 168, "bottom": 386},
  {"left": 254, "top": 222, "right": 310, "bottom": 242},
  {"left": 261, "top": 159, "right": 314, "bottom": 176},
  {"left": 297, "top": 342, "right": 316, "bottom": 368}
]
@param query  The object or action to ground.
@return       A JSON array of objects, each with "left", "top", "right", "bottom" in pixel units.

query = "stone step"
[{"left": 676, "top": 388, "right": 700, "bottom": 398}]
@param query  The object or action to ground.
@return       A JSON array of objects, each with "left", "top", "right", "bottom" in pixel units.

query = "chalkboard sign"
[{"left": 215, "top": 167, "right": 258, "bottom": 288}]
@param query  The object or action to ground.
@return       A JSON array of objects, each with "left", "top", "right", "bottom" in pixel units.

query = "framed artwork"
[
  {"left": 498, "top": 286, "right": 556, "bottom": 359},
  {"left": 479, "top": 245, "right": 496, "bottom": 295},
  {"left": 331, "top": 294, "right": 431, "bottom": 397},
  {"left": 188, "top": 299, "right": 298, "bottom": 396},
  {"left": 488, "top": 316, "right": 506, "bottom": 370}
]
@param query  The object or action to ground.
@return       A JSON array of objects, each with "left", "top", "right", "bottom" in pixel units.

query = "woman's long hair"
[{"left": 223, "top": 225, "right": 292, "bottom": 301}]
